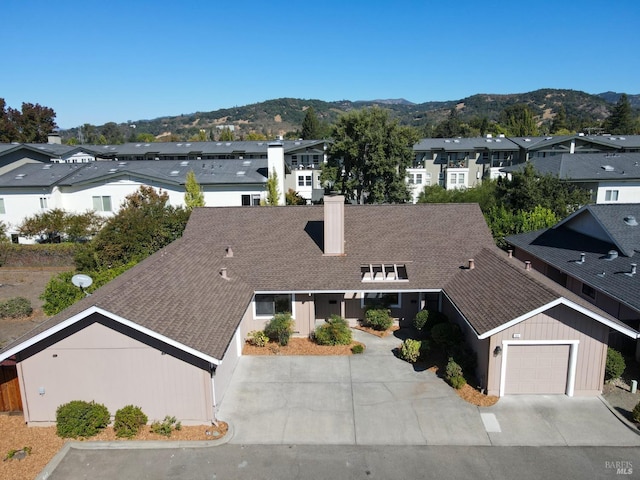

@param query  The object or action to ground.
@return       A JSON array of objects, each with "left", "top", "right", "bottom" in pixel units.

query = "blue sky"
[{"left": 2, "top": 0, "right": 639, "bottom": 129}]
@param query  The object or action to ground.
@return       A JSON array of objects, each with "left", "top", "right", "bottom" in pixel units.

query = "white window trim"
[
  {"left": 498, "top": 339, "right": 579, "bottom": 397},
  {"left": 253, "top": 293, "right": 296, "bottom": 319},
  {"left": 360, "top": 292, "right": 402, "bottom": 309}
]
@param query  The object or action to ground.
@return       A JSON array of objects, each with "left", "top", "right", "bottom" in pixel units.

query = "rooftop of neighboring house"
[
  {"left": 501, "top": 152, "right": 640, "bottom": 181},
  {"left": 0, "top": 158, "right": 269, "bottom": 188},
  {"left": 414, "top": 136, "right": 518, "bottom": 152},
  {"left": 506, "top": 204, "right": 640, "bottom": 314}
]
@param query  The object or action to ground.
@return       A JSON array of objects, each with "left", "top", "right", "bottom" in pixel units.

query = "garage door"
[{"left": 504, "top": 344, "right": 570, "bottom": 394}]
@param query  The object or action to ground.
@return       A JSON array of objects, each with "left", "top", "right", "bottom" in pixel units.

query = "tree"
[
  {"left": 435, "top": 108, "right": 462, "bottom": 138},
  {"left": 550, "top": 105, "right": 568, "bottom": 134},
  {"left": 498, "top": 104, "right": 539, "bottom": 136},
  {"left": 265, "top": 168, "right": 280, "bottom": 206},
  {"left": 326, "top": 107, "right": 419, "bottom": 204},
  {"left": 135, "top": 133, "right": 156, "bottom": 143},
  {"left": 301, "top": 107, "right": 321, "bottom": 139},
  {"left": 18, "top": 210, "right": 103, "bottom": 243},
  {"left": 101, "top": 122, "right": 124, "bottom": 144},
  {"left": 184, "top": 170, "right": 205, "bottom": 209},
  {"left": 0, "top": 99, "right": 57, "bottom": 143},
  {"left": 245, "top": 131, "right": 267, "bottom": 141},
  {"left": 218, "top": 127, "right": 234, "bottom": 141},
  {"left": 605, "top": 94, "right": 635, "bottom": 134},
  {"left": 85, "top": 186, "right": 190, "bottom": 269},
  {"left": 285, "top": 189, "right": 306, "bottom": 205}
]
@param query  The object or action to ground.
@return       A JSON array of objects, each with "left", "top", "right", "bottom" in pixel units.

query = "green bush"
[
  {"left": 314, "top": 315, "right": 352, "bottom": 346},
  {"left": 0, "top": 297, "right": 32, "bottom": 318},
  {"left": 449, "top": 344, "right": 477, "bottom": 373},
  {"left": 363, "top": 308, "right": 393, "bottom": 331},
  {"left": 114, "top": 405, "right": 148, "bottom": 438},
  {"left": 430, "top": 322, "right": 462, "bottom": 349},
  {"left": 400, "top": 339, "right": 421, "bottom": 363},
  {"left": 264, "top": 313, "right": 294, "bottom": 346},
  {"left": 247, "top": 330, "right": 269, "bottom": 347},
  {"left": 56, "top": 400, "right": 110, "bottom": 438},
  {"left": 150, "top": 416, "right": 181, "bottom": 437},
  {"left": 413, "top": 310, "right": 448, "bottom": 334},
  {"left": 632, "top": 401, "right": 640, "bottom": 423},
  {"left": 351, "top": 344, "right": 365, "bottom": 354},
  {"left": 605, "top": 348, "right": 626, "bottom": 381},
  {"left": 449, "top": 375, "right": 467, "bottom": 389}
]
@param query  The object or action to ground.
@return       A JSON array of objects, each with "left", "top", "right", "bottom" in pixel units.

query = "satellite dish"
[{"left": 71, "top": 274, "right": 93, "bottom": 289}]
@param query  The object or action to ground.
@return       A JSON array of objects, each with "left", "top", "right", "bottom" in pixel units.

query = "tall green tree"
[
  {"left": 499, "top": 104, "right": 539, "bottom": 136},
  {"left": 0, "top": 99, "right": 20, "bottom": 142},
  {"left": 218, "top": 127, "right": 234, "bottom": 141},
  {"left": 18, "top": 209, "right": 103, "bottom": 243},
  {"left": 301, "top": 107, "right": 321, "bottom": 139},
  {"left": 0, "top": 99, "right": 57, "bottom": 143},
  {"left": 83, "top": 186, "right": 190, "bottom": 269},
  {"left": 184, "top": 170, "right": 205, "bottom": 209},
  {"left": 326, "top": 107, "right": 419, "bottom": 204},
  {"left": 605, "top": 93, "right": 635, "bottom": 134},
  {"left": 265, "top": 168, "right": 280, "bottom": 206},
  {"left": 550, "top": 105, "right": 568, "bottom": 134},
  {"left": 101, "top": 122, "right": 124, "bottom": 144}
]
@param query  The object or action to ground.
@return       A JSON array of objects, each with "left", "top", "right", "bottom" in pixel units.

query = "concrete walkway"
[{"left": 218, "top": 329, "right": 640, "bottom": 446}]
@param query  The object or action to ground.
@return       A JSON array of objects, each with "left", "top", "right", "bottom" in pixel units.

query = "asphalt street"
[{"left": 44, "top": 444, "right": 640, "bottom": 480}]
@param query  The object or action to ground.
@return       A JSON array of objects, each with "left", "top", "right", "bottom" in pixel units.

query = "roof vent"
[
  {"left": 524, "top": 138, "right": 531, "bottom": 142},
  {"left": 220, "top": 267, "right": 229, "bottom": 280},
  {"left": 601, "top": 165, "right": 615, "bottom": 172},
  {"left": 468, "top": 259, "right": 475, "bottom": 270},
  {"left": 606, "top": 250, "right": 619, "bottom": 260},
  {"left": 42, "top": 164, "right": 52, "bottom": 169},
  {"left": 180, "top": 161, "right": 189, "bottom": 166},
  {"left": 576, "top": 252, "right": 586, "bottom": 264},
  {"left": 624, "top": 215, "right": 638, "bottom": 226},
  {"left": 236, "top": 171, "right": 246, "bottom": 176},
  {"left": 225, "top": 246, "right": 233, "bottom": 258},
  {"left": 524, "top": 261, "right": 532, "bottom": 271},
  {"left": 109, "top": 168, "right": 118, "bottom": 173},
  {"left": 626, "top": 264, "right": 637, "bottom": 277},
  {"left": 169, "top": 170, "right": 180, "bottom": 176}
]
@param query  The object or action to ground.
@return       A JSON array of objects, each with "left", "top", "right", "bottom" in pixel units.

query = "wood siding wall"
[{"left": 486, "top": 304, "right": 608, "bottom": 396}]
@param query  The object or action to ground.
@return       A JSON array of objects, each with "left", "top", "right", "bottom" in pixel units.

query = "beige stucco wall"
[
  {"left": 485, "top": 304, "right": 608, "bottom": 396},
  {"left": 18, "top": 322, "right": 213, "bottom": 425}
]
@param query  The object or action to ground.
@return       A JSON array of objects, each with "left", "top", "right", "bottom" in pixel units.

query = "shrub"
[
  {"left": 150, "top": 416, "right": 181, "bottom": 437},
  {"left": 56, "top": 400, "right": 110, "bottom": 438},
  {"left": 413, "top": 310, "right": 448, "bottom": 334},
  {"left": 430, "top": 322, "right": 462, "bottom": 349},
  {"left": 4, "top": 446, "right": 32, "bottom": 461},
  {"left": 247, "top": 330, "right": 269, "bottom": 347},
  {"left": 314, "top": 315, "right": 352, "bottom": 346},
  {"left": 632, "top": 401, "right": 640, "bottom": 423},
  {"left": 363, "top": 308, "right": 393, "bottom": 331},
  {"left": 605, "top": 348, "right": 626, "bottom": 381},
  {"left": 400, "top": 339, "right": 421, "bottom": 363},
  {"left": 351, "top": 344, "right": 365, "bottom": 354},
  {"left": 449, "top": 375, "right": 467, "bottom": 389},
  {"left": 449, "top": 344, "right": 477, "bottom": 374},
  {"left": 0, "top": 297, "right": 32, "bottom": 318},
  {"left": 264, "top": 313, "right": 294, "bottom": 346},
  {"left": 114, "top": 405, "right": 148, "bottom": 438}
]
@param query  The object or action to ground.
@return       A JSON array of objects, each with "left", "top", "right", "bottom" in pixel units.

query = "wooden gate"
[{"left": 0, "top": 365, "right": 23, "bottom": 412}]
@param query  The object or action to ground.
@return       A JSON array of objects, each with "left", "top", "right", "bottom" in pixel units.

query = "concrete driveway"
[{"left": 218, "top": 330, "right": 640, "bottom": 446}]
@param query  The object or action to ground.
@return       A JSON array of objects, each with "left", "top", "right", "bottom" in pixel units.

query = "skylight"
[{"left": 361, "top": 263, "right": 408, "bottom": 282}]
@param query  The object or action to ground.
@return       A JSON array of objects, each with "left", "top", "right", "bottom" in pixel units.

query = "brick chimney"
[{"left": 324, "top": 195, "right": 345, "bottom": 256}]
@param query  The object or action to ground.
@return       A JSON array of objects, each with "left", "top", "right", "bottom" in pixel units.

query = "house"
[
  {"left": 505, "top": 204, "right": 640, "bottom": 358},
  {"left": 0, "top": 198, "right": 637, "bottom": 423},
  {"left": 510, "top": 134, "right": 640, "bottom": 162},
  {"left": 0, "top": 143, "right": 101, "bottom": 175},
  {"left": 501, "top": 152, "right": 640, "bottom": 204}
]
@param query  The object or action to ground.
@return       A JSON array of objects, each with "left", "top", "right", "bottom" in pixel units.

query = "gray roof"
[
  {"left": 508, "top": 135, "right": 640, "bottom": 151},
  {"left": 414, "top": 137, "right": 518, "bottom": 152},
  {"left": 506, "top": 204, "right": 640, "bottom": 314},
  {"left": 0, "top": 159, "right": 269, "bottom": 188},
  {"left": 501, "top": 152, "right": 640, "bottom": 180}
]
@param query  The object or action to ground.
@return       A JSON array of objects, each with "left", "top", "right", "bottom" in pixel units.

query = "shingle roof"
[
  {"left": 443, "top": 247, "right": 633, "bottom": 337},
  {"left": 414, "top": 137, "right": 518, "bottom": 152},
  {"left": 506, "top": 206, "right": 640, "bottom": 314}
]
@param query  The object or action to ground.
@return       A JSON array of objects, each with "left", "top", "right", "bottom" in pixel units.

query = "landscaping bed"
[
  {"left": 243, "top": 337, "right": 364, "bottom": 356},
  {"left": 0, "top": 414, "right": 228, "bottom": 480}
]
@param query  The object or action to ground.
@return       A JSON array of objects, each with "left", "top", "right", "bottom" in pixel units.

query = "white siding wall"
[{"left": 595, "top": 182, "right": 640, "bottom": 204}]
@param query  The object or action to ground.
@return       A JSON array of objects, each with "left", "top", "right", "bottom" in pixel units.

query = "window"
[
  {"left": 458, "top": 173, "right": 465, "bottom": 184},
  {"left": 450, "top": 173, "right": 457, "bottom": 184},
  {"left": 408, "top": 175, "right": 414, "bottom": 185},
  {"left": 242, "top": 194, "right": 261, "bottom": 206},
  {"left": 361, "top": 263, "right": 408, "bottom": 282},
  {"left": 416, "top": 174, "right": 423, "bottom": 184},
  {"left": 298, "top": 176, "right": 305, "bottom": 187},
  {"left": 298, "top": 175, "right": 311, "bottom": 186},
  {"left": 0, "top": 198, "right": 5, "bottom": 214},
  {"left": 92, "top": 196, "right": 112, "bottom": 212},
  {"left": 362, "top": 292, "right": 401, "bottom": 309},
  {"left": 39, "top": 197, "right": 48, "bottom": 209},
  {"left": 581, "top": 283, "right": 596, "bottom": 299},
  {"left": 605, "top": 190, "right": 619, "bottom": 202},
  {"left": 255, "top": 294, "right": 292, "bottom": 316}
]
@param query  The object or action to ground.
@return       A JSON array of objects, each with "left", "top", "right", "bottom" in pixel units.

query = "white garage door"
[{"left": 504, "top": 344, "right": 570, "bottom": 394}]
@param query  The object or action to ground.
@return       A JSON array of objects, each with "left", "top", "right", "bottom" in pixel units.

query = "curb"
[
  {"left": 598, "top": 395, "right": 640, "bottom": 436},
  {"left": 35, "top": 421, "right": 234, "bottom": 480}
]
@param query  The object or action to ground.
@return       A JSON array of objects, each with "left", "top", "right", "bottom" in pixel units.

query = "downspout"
[{"left": 209, "top": 363, "right": 219, "bottom": 426}]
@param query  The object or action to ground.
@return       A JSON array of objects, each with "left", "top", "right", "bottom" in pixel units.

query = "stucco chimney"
[
  {"left": 324, "top": 195, "right": 345, "bottom": 256},
  {"left": 468, "top": 259, "right": 475, "bottom": 270},
  {"left": 524, "top": 261, "right": 532, "bottom": 271}
]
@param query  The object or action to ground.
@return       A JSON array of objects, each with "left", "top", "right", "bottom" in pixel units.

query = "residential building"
[{"left": 1, "top": 199, "right": 636, "bottom": 422}]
